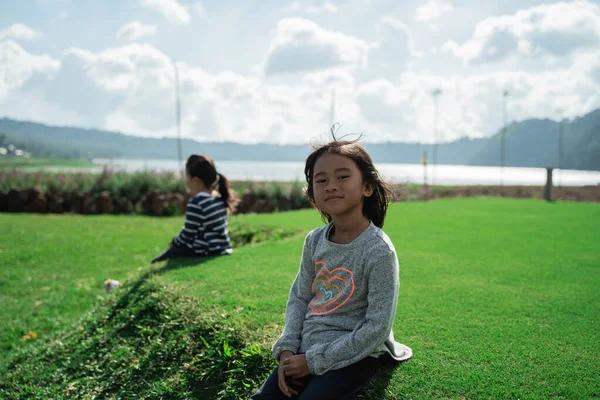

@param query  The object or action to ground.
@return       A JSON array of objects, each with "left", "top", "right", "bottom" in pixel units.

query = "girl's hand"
[
  {"left": 278, "top": 352, "right": 298, "bottom": 398},
  {"left": 283, "top": 354, "right": 310, "bottom": 378}
]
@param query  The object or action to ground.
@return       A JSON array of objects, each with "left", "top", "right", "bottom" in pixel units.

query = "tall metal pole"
[
  {"left": 431, "top": 88, "right": 442, "bottom": 186},
  {"left": 173, "top": 61, "right": 183, "bottom": 178},
  {"left": 501, "top": 89, "right": 509, "bottom": 189},
  {"left": 558, "top": 117, "right": 564, "bottom": 187},
  {"left": 422, "top": 150, "right": 429, "bottom": 201}
]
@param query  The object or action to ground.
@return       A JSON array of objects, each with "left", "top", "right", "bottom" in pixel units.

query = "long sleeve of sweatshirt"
[
  {"left": 271, "top": 233, "right": 315, "bottom": 360},
  {"left": 172, "top": 201, "right": 203, "bottom": 248}
]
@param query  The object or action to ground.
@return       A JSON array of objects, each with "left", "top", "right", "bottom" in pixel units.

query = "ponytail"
[{"left": 217, "top": 173, "right": 236, "bottom": 213}]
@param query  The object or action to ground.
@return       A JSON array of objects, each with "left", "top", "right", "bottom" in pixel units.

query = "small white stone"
[{"left": 104, "top": 279, "right": 121, "bottom": 292}]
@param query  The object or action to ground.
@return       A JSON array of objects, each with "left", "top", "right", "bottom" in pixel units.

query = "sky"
[{"left": 1, "top": 0, "right": 599, "bottom": 144}]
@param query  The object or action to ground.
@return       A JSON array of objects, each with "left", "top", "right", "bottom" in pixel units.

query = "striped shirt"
[{"left": 172, "top": 192, "right": 232, "bottom": 255}]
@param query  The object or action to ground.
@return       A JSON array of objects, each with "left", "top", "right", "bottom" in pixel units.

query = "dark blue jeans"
[
  {"left": 250, "top": 356, "right": 380, "bottom": 400},
  {"left": 151, "top": 245, "right": 197, "bottom": 263}
]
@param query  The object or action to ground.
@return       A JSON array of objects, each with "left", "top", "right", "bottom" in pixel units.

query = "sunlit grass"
[{"left": 1, "top": 198, "right": 598, "bottom": 398}]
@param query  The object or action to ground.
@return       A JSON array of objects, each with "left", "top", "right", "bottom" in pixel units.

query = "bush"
[{"left": 0, "top": 170, "right": 314, "bottom": 215}]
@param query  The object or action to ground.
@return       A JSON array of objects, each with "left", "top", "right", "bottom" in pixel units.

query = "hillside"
[
  {"left": 1, "top": 109, "right": 598, "bottom": 170},
  {"left": 469, "top": 109, "right": 600, "bottom": 170}
]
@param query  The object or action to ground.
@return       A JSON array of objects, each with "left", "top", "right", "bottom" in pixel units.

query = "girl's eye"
[
  {"left": 338, "top": 175, "right": 349, "bottom": 180},
  {"left": 316, "top": 179, "right": 327, "bottom": 184}
]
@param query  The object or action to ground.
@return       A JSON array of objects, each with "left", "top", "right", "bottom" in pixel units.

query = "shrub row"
[{"left": 0, "top": 169, "right": 315, "bottom": 216}]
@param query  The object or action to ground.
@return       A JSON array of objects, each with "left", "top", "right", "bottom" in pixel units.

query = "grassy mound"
[
  {"left": 0, "top": 277, "right": 275, "bottom": 399},
  {"left": 0, "top": 214, "right": 302, "bottom": 367}
]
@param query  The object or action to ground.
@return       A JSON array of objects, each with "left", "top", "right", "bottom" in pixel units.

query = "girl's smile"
[{"left": 324, "top": 195, "right": 343, "bottom": 201}]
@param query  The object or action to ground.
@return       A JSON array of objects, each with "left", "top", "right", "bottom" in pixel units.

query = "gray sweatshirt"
[{"left": 272, "top": 222, "right": 413, "bottom": 375}]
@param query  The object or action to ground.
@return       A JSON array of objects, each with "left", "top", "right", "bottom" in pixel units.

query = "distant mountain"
[
  {"left": 0, "top": 118, "right": 488, "bottom": 164},
  {"left": 469, "top": 109, "right": 600, "bottom": 170},
  {"left": 0, "top": 118, "right": 310, "bottom": 161},
  {"left": 0, "top": 109, "right": 598, "bottom": 171}
]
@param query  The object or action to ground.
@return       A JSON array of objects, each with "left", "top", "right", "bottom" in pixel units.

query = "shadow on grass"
[
  {"left": 355, "top": 357, "right": 408, "bottom": 399},
  {"left": 107, "top": 255, "right": 217, "bottom": 323}
]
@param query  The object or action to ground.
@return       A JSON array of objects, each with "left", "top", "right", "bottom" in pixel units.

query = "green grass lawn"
[
  {"left": 1, "top": 198, "right": 599, "bottom": 399},
  {"left": 0, "top": 157, "right": 95, "bottom": 169}
]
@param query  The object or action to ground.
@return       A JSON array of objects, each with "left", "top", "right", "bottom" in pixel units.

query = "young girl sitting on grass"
[
  {"left": 251, "top": 135, "right": 412, "bottom": 399},
  {"left": 151, "top": 154, "right": 236, "bottom": 263}
]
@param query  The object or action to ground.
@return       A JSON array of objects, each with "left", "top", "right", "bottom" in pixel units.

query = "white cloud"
[
  {"left": 116, "top": 21, "right": 158, "bottom": 42},
  {"left": 415, "top": 0, "right": 453, "bottom": 22},
  {"left": 97, "top": 59, "right": 346, "bottom": 143},
  {"left": 364, "top": 17, "right": 423, "bottom": 80},
  {"left": 63, "top": 44, "right": 173, "bottom": 93},
  {"left": 192, "top": 1, "right": 207, "bottom": 17},
  {"left": 301, "top": 68, "right": 355, "bottom": 91},
  {"left": 2, "top": 3, "right": 599, "bottom": 147},
  {"left": 0, "top": 90, "right": 82, "bottom": 127},
  {"left": 264, "top": 18, "right": 369, "bottom": 75},
  {"left": 139, "top": 0, "right": 191, "bottom": 25},
  {"left": 286, "top": 1, "right": 338, "bottom": 14},
  {"left": 444, "top": 1, "right": 600, "bottom": 64},
  {"left": 376, "top": 16, "right": 422, "bottom": 58},
  {"left": 52, "top": 43, "right": 596, "bottom": 144},
  {"left": 356, "top": 79, "right": 409, "bottom": 128},
  {"left": 0, "top": 40, "right": 59, "bottom": 100},
  {"left": 0, "top": 41, "right": 357, "bottom": 144},
  {"left": 0, "top": 24, "right": 44, "bottom": 41},
  {"left": 52, "top": 44, "right": 186, "bottom": 130},
  {"left": 355, "top": 64, "right": 600, "bottom": 143}
]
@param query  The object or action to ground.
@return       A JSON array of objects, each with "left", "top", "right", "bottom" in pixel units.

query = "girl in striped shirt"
[{"left": 151, "top": 154, "right": 236, "bottom": 263}]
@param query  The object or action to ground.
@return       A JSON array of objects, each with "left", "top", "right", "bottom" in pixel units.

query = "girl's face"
[
  {"left": 185, "top": 172, "right": 194, "bottom": 191},
  {"left": 185, "top": 172, "right": 204, "bottom": 194},
  {"left": 312, "top": 153, "right": 373, "bottom": 219}
]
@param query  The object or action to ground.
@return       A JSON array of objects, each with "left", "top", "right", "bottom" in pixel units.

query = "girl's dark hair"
[
  {"left": 304, "top": 129, "right": 394, "bottom": 228},
  {"left": 186, "top": 154, "right": 236, "bottom": 212}
]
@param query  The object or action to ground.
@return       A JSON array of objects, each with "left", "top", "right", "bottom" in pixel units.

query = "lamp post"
[
  {"left": 500, "top": 89, "right": 509, "bottom": 189},
  {"left": 557, "top": 112, "right": 564, "bottom": 188},
  {"left": 431, "top": 88, "right": 442, "bottom": 186}
]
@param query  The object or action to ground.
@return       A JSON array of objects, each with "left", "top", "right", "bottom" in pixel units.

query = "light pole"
[
  {"left": 557, "top": 113, "right": 564, "bottom": 187},
  {"left": 431, "top": 88, "right": 442, "bottom": 186},
  {"left": 173, "top": 61, "right": 183, "bottom": 178},
  {"left": 500, "top": 89, "right": 509, "bottom": 188}
]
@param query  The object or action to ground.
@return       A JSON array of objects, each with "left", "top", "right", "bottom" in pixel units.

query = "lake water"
[{"left": 43, "top": 158, "right": 600, "bottom": 187}]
